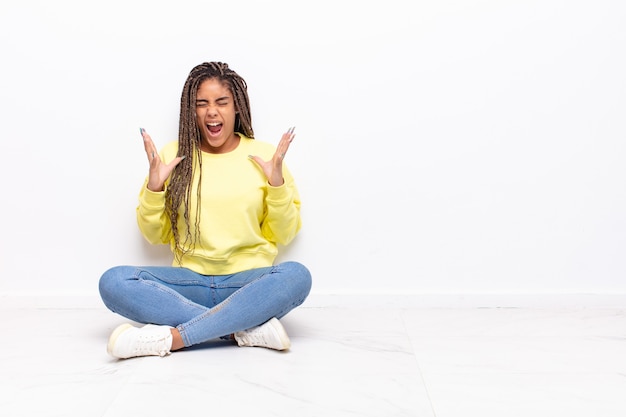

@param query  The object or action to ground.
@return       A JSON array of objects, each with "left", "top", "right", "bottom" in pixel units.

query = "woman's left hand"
[{"left": 249, "top": 127, "right": 296, "bottom": 186}]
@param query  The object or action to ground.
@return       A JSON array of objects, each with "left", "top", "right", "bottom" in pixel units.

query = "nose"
[{"left": 204, "top": 105, "right": 218, "bottom": 118}]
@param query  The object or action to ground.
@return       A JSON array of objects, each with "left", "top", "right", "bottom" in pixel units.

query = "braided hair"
[{"left": 166, "top": 62, "right": 254, "bottom": 261}]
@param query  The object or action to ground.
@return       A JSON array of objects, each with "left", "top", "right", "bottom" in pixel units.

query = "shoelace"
[
  {"left": 240, "top": 327, "right": 280, "bottom": 348},
  {"left": 133, "top": 334, "right": 171, "bottom": 357}
]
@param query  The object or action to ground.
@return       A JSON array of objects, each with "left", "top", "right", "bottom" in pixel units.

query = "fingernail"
[
  {"left": 248, "top": 155, "right": 253, "bottom": 158},
  {"left": 139, "top": 127, "right": 144, "bottom": 135},
  {"left": 181, "top": 155, "right": 186, "bottom": 160}
]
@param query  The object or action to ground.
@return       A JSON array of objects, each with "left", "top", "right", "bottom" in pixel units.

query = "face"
[{"left": 195, "top": 78, "right": 239, "bottom": 153}]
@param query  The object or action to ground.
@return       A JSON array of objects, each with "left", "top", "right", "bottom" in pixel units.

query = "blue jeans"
[{"left": 98, "top": 261, "right": 312, "bottom": 347}]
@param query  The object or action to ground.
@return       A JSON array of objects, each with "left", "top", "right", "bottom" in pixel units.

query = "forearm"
[{"left": 137, "top": 180, "right": 172, "bottom": 244}]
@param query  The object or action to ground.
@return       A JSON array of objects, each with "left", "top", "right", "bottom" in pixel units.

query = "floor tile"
[{"left": 1, "top": 297, "right": 625, "bottom": 417}]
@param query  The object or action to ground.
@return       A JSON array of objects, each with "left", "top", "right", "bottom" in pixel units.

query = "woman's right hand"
[{"left": 140, "top": 128, "right": 185, "bottom": 192}]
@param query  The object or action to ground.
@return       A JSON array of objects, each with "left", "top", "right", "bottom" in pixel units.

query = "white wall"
[{"left": 1, "top": 0, "right": 625, "bottom": 297}]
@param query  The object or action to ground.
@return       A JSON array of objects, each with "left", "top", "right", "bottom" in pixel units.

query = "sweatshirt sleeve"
[
  {"left": 260, "top": 166, "right": 302, "bottom": 245},
  {"left": 135, "top": 141, "right": 178, "bottom": 245},
  {"left": 136, "top": 179, "right": 173, "bottom": 245}
]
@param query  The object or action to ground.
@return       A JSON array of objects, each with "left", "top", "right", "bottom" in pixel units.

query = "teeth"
[{"left": 207, "top": 123, "right": 221, "bottom": 126}]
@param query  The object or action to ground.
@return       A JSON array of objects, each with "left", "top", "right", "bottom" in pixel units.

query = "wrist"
[
  {"left": 268, "top": 178, "right": 284, "bottom": 187},
  {"left": 147, "top": 183, "right": 165, "bottom": 192}
]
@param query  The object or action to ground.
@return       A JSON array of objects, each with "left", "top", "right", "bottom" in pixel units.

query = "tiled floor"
[{"left": 0, "top": 295, "right": 625, "bottom": 416}]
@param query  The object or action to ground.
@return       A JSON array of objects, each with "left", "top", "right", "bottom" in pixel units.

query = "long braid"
[{"left": 165, "top": 62, "right": 254, "bottom": 263}]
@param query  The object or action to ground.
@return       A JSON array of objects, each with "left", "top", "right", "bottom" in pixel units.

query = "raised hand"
[
  {"left": 140, "top": 128, "right": 185, "bottom": 192},
  {"left": 248, "top": 127, "right": 296, "bottom": 186}
]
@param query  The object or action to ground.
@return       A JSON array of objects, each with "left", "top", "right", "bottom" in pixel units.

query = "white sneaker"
[
  {"left": 107, "top": 323, "right": 173, "bottom": 359},
  {"left": 234, "top": 317, "right": 291, "bottom": 351}
]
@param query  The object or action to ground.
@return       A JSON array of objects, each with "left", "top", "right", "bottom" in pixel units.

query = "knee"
[
  {"left": 281, "top": 261, "right": 312, "bottom": 298},
  {"left": 98, "top": 266, "right": 132, "bottom": 305}
]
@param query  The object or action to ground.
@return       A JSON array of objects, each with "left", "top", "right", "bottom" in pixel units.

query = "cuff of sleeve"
[
  {"left": 141, "top": 186, "right": 166, "bottom": 208},
  {"left": 266, "top": 182, "right": 290, "bottom": 203}
]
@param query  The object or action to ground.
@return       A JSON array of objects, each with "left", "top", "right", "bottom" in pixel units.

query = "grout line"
[{"left": 400, "top": 309, "right": 439, "bottom": 417}]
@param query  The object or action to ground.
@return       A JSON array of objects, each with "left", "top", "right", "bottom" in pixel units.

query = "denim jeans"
[{"left": 98, "top": 261, "right": 312, "bottom": 347}]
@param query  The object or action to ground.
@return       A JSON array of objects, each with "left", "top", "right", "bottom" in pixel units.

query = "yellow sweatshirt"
[{"left": 136, "top": 134, "right": 302, "bottom": 275}]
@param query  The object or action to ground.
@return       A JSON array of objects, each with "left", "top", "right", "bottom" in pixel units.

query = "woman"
[{"left": 99, "top": 62, "right": 312, "bottom": 359}]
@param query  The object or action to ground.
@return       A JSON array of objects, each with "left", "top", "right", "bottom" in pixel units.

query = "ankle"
[{"left": 170, "top": 328, "right": 185, "bottom": 351}]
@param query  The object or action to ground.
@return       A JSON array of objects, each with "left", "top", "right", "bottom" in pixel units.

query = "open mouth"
[{"left": 207, "top": 122, "right": 222, "bottom": 136}]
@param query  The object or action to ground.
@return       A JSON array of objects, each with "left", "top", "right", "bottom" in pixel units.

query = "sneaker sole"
[{"left": 107, "top": 323, "right": 133, "bottom": 357}]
